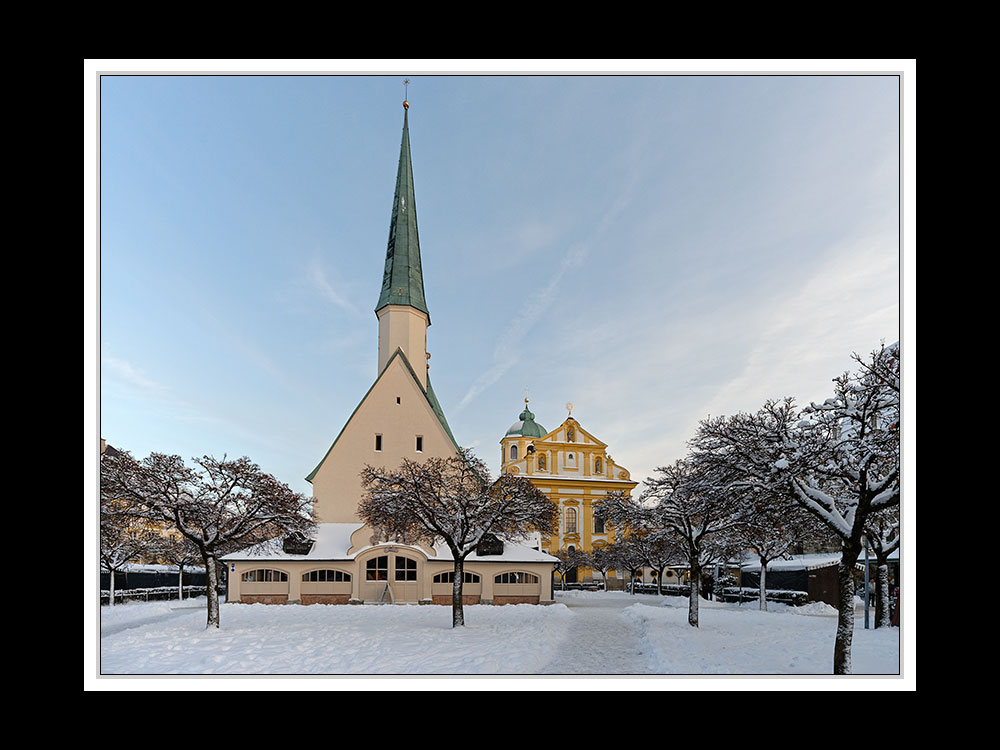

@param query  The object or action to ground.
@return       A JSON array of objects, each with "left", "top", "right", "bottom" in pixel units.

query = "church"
[
  {"left": 223, "top": 103, "right": 558, "bottom": 606},
  {"left": 500, "top": 400, "right": 640, "bottom": 587}
]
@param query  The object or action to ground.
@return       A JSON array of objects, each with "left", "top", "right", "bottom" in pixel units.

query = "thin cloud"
[
  {"left": 454, "top": 242, "right": 587, "bottom": 413},
  {"left": 102, "top": 355, "right": 164, "bottom": 394},
  {"left": 307, "top": 258, "right": 361, "bottom": 316}
]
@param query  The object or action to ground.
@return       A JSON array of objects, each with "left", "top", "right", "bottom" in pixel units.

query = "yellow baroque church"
[
  {"left": 500, "top": 400, "right": 638, "bottom": 587},
  {"left": 223, "top": 103, "right": 558, "bottom": 605}
]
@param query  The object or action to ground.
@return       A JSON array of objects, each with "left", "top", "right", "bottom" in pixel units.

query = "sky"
[{"left": 90, "top": 64, "right": 909, "bottom": 500}]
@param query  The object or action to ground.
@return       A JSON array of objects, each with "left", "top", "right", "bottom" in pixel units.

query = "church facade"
[
  {"left": 223, "top": 104, "right": 557, "bottom": 605},
  {"left": 500, "top": 401, "right": 639, "bottom": 587}
]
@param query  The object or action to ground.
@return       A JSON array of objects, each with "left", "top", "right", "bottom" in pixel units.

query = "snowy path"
[
  {"left": 539, "top": 592, "right": 657, "bottom": 674},
  {"left": 100, "top": 603, "right": 204, "bottom": 638}
]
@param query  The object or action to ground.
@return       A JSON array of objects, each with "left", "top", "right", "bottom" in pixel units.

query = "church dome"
[{"left": 506, "top": 403, "right": 547, "bottom": 438}]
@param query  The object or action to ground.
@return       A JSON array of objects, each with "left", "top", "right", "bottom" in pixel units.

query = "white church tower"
[{"left": 306, "top": 101, "right": 461, "bottom": 524}]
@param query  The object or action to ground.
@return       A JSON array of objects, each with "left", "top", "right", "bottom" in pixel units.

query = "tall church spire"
[
  {"left": 375, "top": 100, "right": 431, "bottom": 388},
  {"left": 376, "top": 104, "right": 429, "bottom": 321}
]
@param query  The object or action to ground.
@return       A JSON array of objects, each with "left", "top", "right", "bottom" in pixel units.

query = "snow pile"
[{"left": 787, "top": 601, "right": 839, "bottom": 616}]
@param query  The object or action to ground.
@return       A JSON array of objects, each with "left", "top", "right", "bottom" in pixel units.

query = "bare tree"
[
  {"left": 593, "top": 493, "right": 650, "bottom": 594},
  {"left": 100, "top": 501, "right": 161, "bottom": 607},
  {"left": 553, "top": 548, "right": 591, "bottom": 591},
  {"left": 100, "top": 451, "right": 315, "bottom": 628},
  {"left": 640, "top": 461, "right": 743, "bottom": 625},
  {"left": 865, "top": 507, "right": 899, "bottom": 628},
  {"left": 728, "top": 487, "right": 829, "bottom": 610},
  {"left": 359, "top": 451, "right": 557, "bottom": 627},
  {"left": 692, "top": 344, "right": 900, "bottom": 673},
  {"left": 588, "top": 545, "right": 618, "bottom": 591},
  {"left": 633, "top": 532, "right": 685, "bottom": 595},
  {"left": 603, "top": 538, "right": 649, "bottom": 595},
  {"left": 156, "top": 534, "right": 204, "bottom": 601},
  {"left": 593, "top": 490, "right": 641, "bottom": 544}
]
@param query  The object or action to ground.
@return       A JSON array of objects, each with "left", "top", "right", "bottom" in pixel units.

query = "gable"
[
  {"left": 539, "top": 419, "right": 607, "bottom": 448},
  {"left": 308, "top": 349, "right": 462, "bottom": 523}
]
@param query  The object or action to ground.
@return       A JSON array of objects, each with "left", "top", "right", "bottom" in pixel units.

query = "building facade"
[
  {"left": 223, "top": 104, "right": 557, "bottom": 605},
  {"left": 500, "top": 401, "right": 639, "bottom": 586}
]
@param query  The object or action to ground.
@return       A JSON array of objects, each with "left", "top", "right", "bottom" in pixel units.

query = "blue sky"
[{"left": 93, "top": 69, "right": 906, "bottom": 497}]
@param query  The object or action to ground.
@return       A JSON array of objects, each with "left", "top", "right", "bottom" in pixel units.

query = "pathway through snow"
[
  {"left": 539, "top": 592, "right": 657, "bottom": 674},
  {"left": 100, "top": 604, "right": 204, "bottom": 638}
]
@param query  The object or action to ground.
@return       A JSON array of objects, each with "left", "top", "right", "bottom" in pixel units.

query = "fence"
[
  {"left": 100, "top": 586, "right": 209, "bottom": 606},
  {"left": 717, "top": 586, "right": 808, "bottom": 606}
]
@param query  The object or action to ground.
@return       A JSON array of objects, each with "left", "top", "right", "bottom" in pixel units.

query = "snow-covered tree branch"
[
  {"left": 359, "top": 451, "right": 557, "bottom": 627},
  {"left": 690, "top": 344, "right": 901, "bottom": 673},
  {"left": 100, "top": 450, "right": 315, "bottom": 628}
]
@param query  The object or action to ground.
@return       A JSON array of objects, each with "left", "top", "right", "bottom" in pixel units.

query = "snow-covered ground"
[{"left": 97, "top": 591, "right": 900, "bottom": 676}]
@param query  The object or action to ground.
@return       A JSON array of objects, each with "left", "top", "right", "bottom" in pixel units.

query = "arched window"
[
  {"left": 433, "top": 571, "right": 481, "bottom": 584},
  {"left": 538, "top": 453, "right": 546, "bottom": 471},
  {"left": 241, "top": 569, "right": 288, "bottom": 583},
  {"left": 565, "top": 507, "right": 578, "bottom": 534},
  {"left": 302, "top": 569, "right": 351, "bottom": 582},
  {"left": 494, "top": 572, "right": 539, "bottom": 585},
  {"left": 510, "top": 444, "right": 518, "bottom": 460}
]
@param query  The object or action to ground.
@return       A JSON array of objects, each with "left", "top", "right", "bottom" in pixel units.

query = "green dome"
[{"left": 505, "top": 403, "right": 547, "bottom": 438}]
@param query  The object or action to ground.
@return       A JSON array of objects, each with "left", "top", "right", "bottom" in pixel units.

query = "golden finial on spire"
[
  {"left": 403, "top": 79, "right": 410, "bottom": 110},
  {"left": 524, "top": 386, "right": 530, "bottom": 405}
]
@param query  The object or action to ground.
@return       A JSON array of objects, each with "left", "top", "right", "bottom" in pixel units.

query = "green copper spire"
[{"left": 376, "top": 106, "right": 429, "bottom": 320}]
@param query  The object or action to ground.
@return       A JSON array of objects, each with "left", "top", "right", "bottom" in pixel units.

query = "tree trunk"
[
  {"left": 875, "top": 562, "right": 890, "bottom": 628},
  {"left": 204, "top": 554, "right": 220, "bottom": 628},
  {"left": 452, "top": 557, "right": 465, "bottom": 628},
  {"left": 108, "top": 568, "right": 116, "bottom": 607},
  {"left": 688, "top": 564, "right": 701, "bottom": 627},
  {"left": 178, "top": 563, "right": 184, "bottom": 601},
  {"left": 759, "top": 562, "right": 768, "bottom": 611},
  {"left": 656, "top": 569, "right": 663, "bottom": 596},
  {"left": 834, "top": 543, "right": 861, "bottom": 675}
]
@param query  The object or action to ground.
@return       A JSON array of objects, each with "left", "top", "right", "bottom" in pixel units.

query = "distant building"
[
  {"left": 500, "top": 401, "right": 639, "bottom": 587},
  {"left": 101, "top": 438, "right": 182, "bottom": 558}
]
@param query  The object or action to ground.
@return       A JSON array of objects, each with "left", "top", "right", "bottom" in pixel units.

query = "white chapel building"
[{"left": 224, "top": 103, "right": 557, "bottom": 605}]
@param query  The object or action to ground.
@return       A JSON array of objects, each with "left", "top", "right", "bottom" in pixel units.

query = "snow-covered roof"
[
  {"left": 741, "top": 554, "right": 843, "bottom": 572},
  {"left": 222, "top": 523, "right": 362, "bottom": 562},
  {"left": 431, "top": 539, "right": 557, "bottom": 564},
  {"left": 222, "top": 523, "right": 558, "bottom": 564},
  {"left": 740, "top": 548, "right": 900, "bottom": 573}
]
